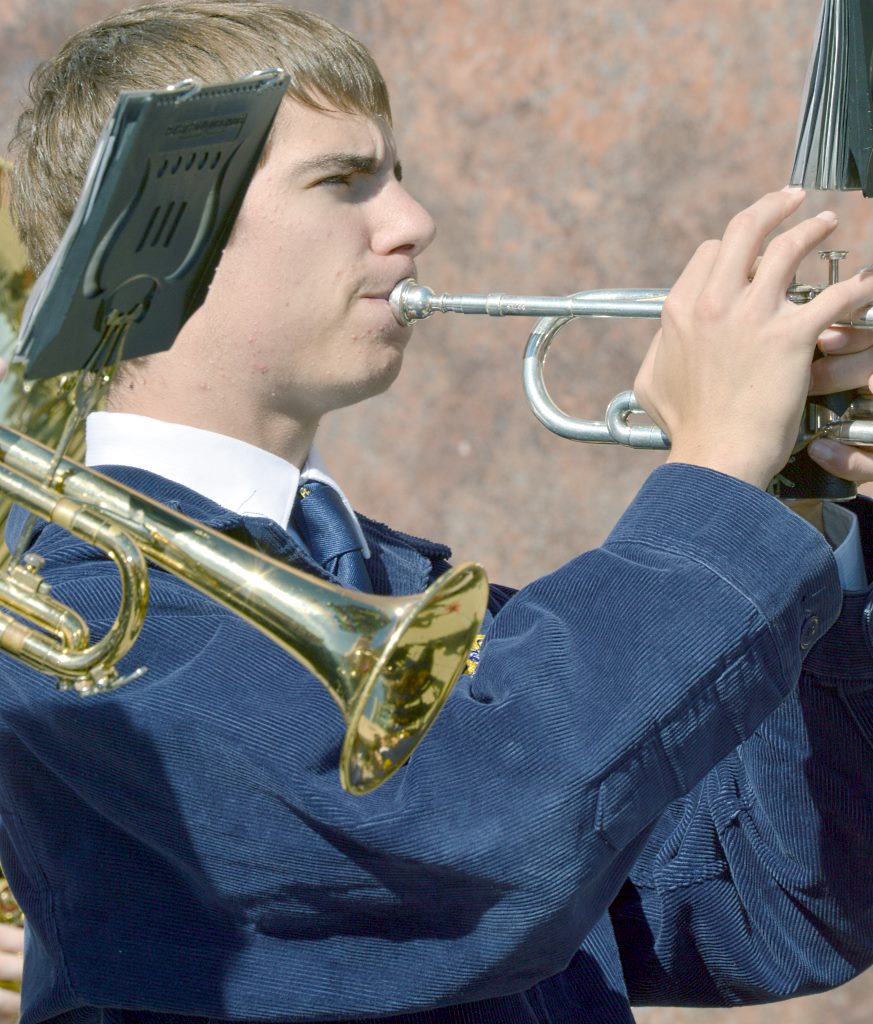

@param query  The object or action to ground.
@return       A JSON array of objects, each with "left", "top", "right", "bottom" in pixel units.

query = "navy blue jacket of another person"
[{"left": 0, "top": 460, "right": 872, "bottom": 1023}]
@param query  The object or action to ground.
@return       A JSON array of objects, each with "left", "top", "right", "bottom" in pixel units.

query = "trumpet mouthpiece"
[{"left": 389, "top": 278, "right": 434, "bottom": 325}]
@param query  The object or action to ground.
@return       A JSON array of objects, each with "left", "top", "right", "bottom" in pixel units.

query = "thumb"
[{"left": 633, "top": 330, "right": 668, "bottom": 433}]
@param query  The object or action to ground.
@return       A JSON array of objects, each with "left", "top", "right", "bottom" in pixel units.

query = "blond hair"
[{"left": 8, "top": 0, "right": 391, "bottom": 273}]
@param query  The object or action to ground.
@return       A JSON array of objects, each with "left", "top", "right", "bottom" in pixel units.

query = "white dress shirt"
[
  {"left": 85, "top": 411, "right": 370, "bottom": 557},
  {"left": 822, "top": 500, "right": 867, "bottom": 592}
]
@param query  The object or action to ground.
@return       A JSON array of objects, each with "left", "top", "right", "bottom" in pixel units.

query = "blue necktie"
[{"left": 290, "top": 480, "right": 372, "bottom": 592}]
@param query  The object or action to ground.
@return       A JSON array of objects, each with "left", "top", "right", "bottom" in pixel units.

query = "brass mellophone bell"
[{"left": 389, "top": 253, "right": 873, "bottom": 460}]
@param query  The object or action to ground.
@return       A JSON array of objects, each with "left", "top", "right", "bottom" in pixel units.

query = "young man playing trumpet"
[{"left": 4, "top": 2, "right": 873, "bottom": 1022}]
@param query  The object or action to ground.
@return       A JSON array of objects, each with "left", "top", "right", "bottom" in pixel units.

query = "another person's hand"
[
  {"left": 806, "top": 324, "right": 873, "bottom": 484},
  {"left": 634, "top": 188, "right": 873, "bottom": 490},
  {"left": 0, "top": 921, "right": 23, "bottom": 1022}
]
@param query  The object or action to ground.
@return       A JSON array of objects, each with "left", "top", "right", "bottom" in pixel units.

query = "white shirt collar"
[{"left": 85, "top": 411, "right": 369, "bottom": 556}]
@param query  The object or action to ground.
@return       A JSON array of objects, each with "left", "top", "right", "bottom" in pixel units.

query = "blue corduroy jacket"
[{"left": 1, "top": 461, "right": 872, "bottom": 1023}]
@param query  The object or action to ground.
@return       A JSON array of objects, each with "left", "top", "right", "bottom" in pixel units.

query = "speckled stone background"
[{"left": 3, "top": 1, "right": 873, "bottom": 1020}]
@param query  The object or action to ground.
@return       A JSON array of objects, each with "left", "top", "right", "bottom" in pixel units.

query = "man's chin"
[
  {"left": 324, "top": 356, "right": 406, "bottom": 413},
  {"left": 357, "top": 359, "right": 405, "bottom": 403}
]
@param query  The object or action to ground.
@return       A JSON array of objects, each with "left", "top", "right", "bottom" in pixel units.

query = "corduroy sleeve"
[
  {"left": 609, "top": 500, "right": 873, "bottom": 1009},
  {"left": 0, "top": 464, "right": 845, "bottom": 1020}
]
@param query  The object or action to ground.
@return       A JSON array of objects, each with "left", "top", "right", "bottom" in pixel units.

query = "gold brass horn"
[{"left": 0, "top": 425, "right": 489, "bottom": 795}]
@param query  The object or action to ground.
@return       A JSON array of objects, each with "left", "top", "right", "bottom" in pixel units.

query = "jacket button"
[{"left": 800, "top": 615, "right": 820, "bottom": 651}]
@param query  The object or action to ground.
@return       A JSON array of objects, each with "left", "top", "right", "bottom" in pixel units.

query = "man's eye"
[{"left": 319, "top": 174, "right": 352, "bottom": 187}]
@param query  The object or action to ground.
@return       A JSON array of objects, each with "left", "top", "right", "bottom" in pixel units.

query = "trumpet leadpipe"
[
  {"left": 389, "top": 279, "right": 667, "bottom": 325},
  {"left": 389, "top": 278, "right": 873, "bottom": 330}
]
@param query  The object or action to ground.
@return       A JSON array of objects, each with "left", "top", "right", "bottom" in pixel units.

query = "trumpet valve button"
[{"left": 819, "top": 249, "right": 849, "bottom": 285}]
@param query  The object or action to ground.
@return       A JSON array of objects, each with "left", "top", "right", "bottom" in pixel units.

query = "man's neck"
[{"left": 105, "top": 374, "right": 319, "bottom": 470}]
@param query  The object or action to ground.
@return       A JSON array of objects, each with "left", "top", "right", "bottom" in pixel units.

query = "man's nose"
[{"left": 372, "top": 182, "right": 436, "bottom": 257}]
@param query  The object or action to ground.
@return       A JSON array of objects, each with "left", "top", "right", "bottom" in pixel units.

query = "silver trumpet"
[{"left": 389, "top": 263, "right": 873, "bottom": 451}]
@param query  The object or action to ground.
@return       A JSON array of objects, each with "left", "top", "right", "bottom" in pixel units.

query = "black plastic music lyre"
[{"left": 15, "top": 69, "right": 288, "bottom": 380}]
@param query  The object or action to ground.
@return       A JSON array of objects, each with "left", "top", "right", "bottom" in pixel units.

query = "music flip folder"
[{"left": 790, "top": 0, "right": 873, "bottom": 195}]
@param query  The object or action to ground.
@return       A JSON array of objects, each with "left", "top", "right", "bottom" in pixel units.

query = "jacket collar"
[{"left": 5, "top": 465, "right": 453, "bottom": 597}]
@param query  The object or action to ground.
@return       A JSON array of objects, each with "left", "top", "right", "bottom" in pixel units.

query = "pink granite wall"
[{"left": 2, "top": 1, "right": 873, "bottom": 1020}]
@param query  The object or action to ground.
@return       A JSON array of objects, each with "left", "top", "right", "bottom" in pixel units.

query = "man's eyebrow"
[
  {"left": 294, "top": 153, "right": 404, "bottom": 179},
  {"left": 295, "top": 153, "right": 377, "bottom": 175}
]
